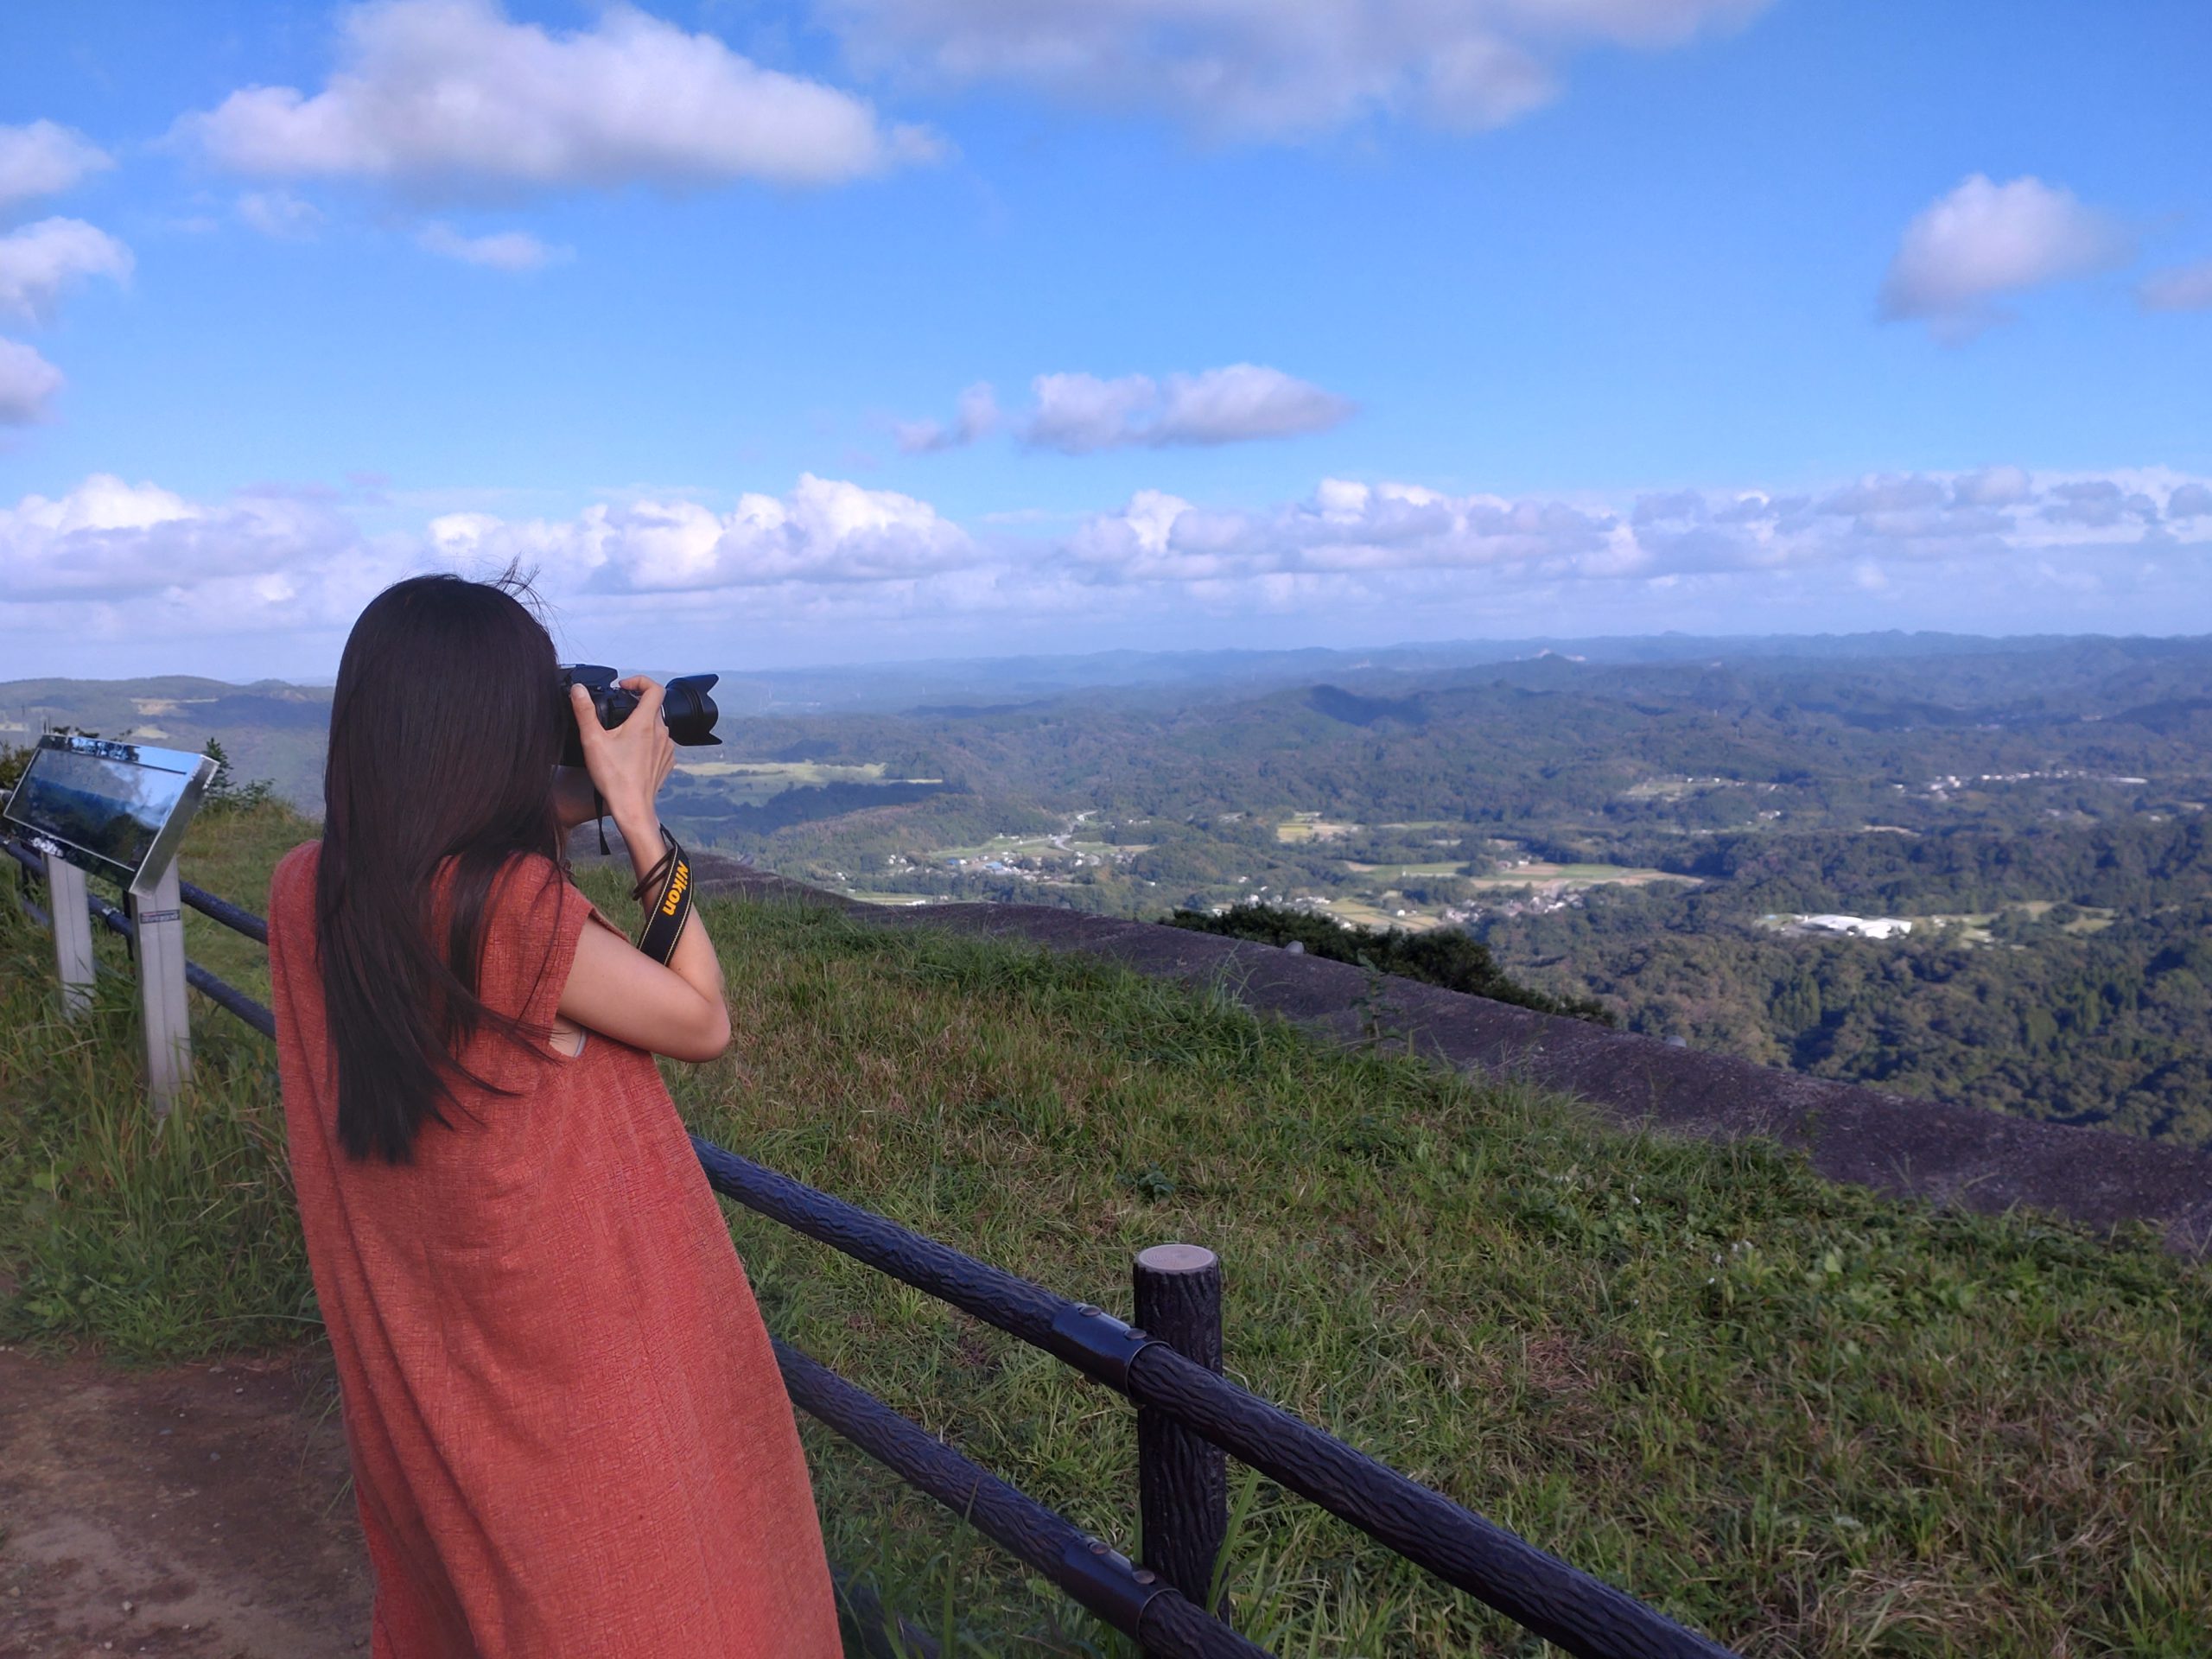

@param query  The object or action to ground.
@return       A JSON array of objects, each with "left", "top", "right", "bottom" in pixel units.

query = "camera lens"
[{"left": 662, "top": 674, "right": 721, "bottom": 747}]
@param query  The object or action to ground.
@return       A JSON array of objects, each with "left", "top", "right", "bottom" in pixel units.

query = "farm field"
[
  {"left": 1467, "top": 861, "right": 1693, "bottom": 889},
  {"left": 674, "top": 759, "right": 947, "bottom": 807}
]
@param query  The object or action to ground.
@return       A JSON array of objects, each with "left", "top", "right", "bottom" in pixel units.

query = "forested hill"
[{"left": 674, "top": 634, "right": 2212, "bottom": 1149}]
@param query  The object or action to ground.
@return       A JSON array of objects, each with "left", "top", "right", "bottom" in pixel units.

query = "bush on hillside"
[
  {"left": 199, "top": 737, "right": 278, "bottom": 816},
  {"left": 1164, "top": 900, "right": 1614, "bottom": 1023}
]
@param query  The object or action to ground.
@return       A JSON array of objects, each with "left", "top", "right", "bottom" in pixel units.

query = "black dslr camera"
[{"left": 557, "top": 664, "right": 721, "bottom": 767}]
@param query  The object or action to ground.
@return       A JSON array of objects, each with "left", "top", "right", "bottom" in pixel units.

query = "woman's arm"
[{"left": 555, "top": 677, "right": 732, "bottom": 1062}]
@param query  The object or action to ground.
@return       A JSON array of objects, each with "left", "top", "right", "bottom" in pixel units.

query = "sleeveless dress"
[{"left": 267, "top": 844, "right": 842, "bottom": 1659}]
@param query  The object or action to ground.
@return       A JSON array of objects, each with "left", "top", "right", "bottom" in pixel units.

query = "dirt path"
[{"left": 0, "top": 1344, "right": 371, "bottom": 1658}]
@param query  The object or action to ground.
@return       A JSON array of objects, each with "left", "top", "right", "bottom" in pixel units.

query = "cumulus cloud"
[
  {"left": 1879, "top": 175, "right": 2128, "bottom": 341},
  {"left": 1951, "top": 465, "right": 2031, "bottom": 508},
  {"left": 427, "top": 474, "right": 976, "bottom": 589},
  {"left": 1070, "top": 478, "right": 1629, "bottom": 583},
  {"left": 0, "top": 474, "right": 404, "bottom": 646},
  {"left": 10, "top": 464, "right": 2208, "bottom": 663},
  {"left": 1021, "top": 364, "right": 1353, "bottom": 454},
  {"left": 0, "top": 338, "right": 64, "bottom": 424},
  {"left": 1023, "top": 372, "right": 1161, "bottom": 454},
  {"left": 236, "top": 189, "right": 326, "bottom": 239},
  {"left": 895, "top": 381, "right": 999, "bottom": 453},
  {"left": 1154, "top": 364, "right": 1357, "bottom": 445},
  {"left": 2040, "top": 479, "right": 2158, "bottom": 531},
  {"left": 2139, "top": 259, "right": 2212, "bottom": 314},
  {"left": 174, "top": 0, "right": 939, "bottom": 196},
  {"left": 824, "top": 0, "right": 1770, "bottom": 141},
  {"left": 0, "top": 217, "right": 133, "bottom": 324},
  {"left": 0, "top": 121, "right": 113, "bottom": 211},
  {"left": 416, "top": 221, "right": 569, "bottom": 270},
  {"left": 1068, "top": 467, "right": 2212, "bottom": 588}
]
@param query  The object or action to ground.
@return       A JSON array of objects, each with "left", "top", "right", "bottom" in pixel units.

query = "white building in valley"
[{"left": 1795, "top": 913, "right": 1914, "bottom": 940}]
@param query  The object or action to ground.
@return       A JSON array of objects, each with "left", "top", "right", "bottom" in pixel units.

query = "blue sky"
[{"left": 2, "top": 0, "right": 2208, "bottom": 678}]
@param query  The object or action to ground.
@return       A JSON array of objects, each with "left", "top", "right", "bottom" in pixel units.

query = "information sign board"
[
  {"left": 2, "top": 734, "right": 220, "bottom": 1112},
  {"left": 1, "top": 735, "right": 218, "bottom": 894}
]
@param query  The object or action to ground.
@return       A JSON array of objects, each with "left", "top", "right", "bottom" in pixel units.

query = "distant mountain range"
[{"left": 8, "top": 631, "right": 2208, "bottom": 812}]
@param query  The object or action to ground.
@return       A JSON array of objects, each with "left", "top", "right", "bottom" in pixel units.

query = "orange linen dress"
[{"left": 268, "top": 844, "right": 842, "bottom": 1659}]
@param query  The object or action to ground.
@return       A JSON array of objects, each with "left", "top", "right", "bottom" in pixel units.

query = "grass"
[
  {"left": 175, "top": 798, "right": 312, "bottom": 1002},
  {"left": 3, "top": 819, "right": 2210, "bottom": 1656},
  {"left": 0, "top": 861, "right": 313, "bottom": 1355}
]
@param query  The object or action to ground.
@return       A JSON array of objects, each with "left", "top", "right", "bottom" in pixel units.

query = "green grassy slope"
[{"left": 2, "top": 813, "right": 2208, "bottom": 1656}]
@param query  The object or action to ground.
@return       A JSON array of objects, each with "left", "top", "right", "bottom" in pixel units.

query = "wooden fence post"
[{"left": 1134, "top": 1243, "right": 1230, "bottom": 1636}]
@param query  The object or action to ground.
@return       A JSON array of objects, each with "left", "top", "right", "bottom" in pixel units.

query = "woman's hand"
[
  {"left": 569, "top": 677, "right": 675, "bottom": 842},
  {"left": 557, "top": 674, "right": 729, "bottom": 1063}
]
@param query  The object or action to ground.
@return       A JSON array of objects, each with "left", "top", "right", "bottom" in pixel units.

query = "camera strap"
[{"left": 630, "top": 827, "right": 694, "bottom": 966}]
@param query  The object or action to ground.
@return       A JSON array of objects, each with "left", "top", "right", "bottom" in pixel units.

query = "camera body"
[{"left": 557, "top": 664, "right": 722, "bottom": 767}]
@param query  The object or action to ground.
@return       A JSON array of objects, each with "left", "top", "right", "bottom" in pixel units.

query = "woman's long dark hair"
[{"left": 317, "top": 572, "right": 567, "bottom": 1163}]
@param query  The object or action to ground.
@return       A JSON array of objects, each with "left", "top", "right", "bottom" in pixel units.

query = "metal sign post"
[
  {"left": 130, "top": 858, "right": 193, "bottom": 1113},
  {"left": 44, "top": 849, "right": 96, "bottom": 1015},
  {"left": 2, "top": 735, "right": 218, "bottom": 1116}
]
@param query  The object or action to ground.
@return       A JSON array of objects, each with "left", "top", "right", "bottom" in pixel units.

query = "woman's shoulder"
[
  {"left": 477, "top": 852, "right": 591, "bottom": 950},
  {"left": 489, "top": 850, "right": 572, "bottom": 909},
  {"left": 269, "top": 840, "right": 321, "bottom": 912}
]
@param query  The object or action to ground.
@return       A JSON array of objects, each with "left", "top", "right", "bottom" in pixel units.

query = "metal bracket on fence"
[
  {"left": 1045, "top": 1300, "right": 1160, "bottom": 1390},
  {"left": 1058, "top": 1534, "right": 1174, "bottom": 1633}
]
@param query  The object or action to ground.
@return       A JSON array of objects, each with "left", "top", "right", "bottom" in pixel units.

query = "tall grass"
[
  {"left": 2, "top": 830, "right": 2207, "bottom": 1656},
  {"left": 0, "top": 873, "right": 313, "bottom": 1355},
  {"left": 626, "top": 888, "right": 2211, "bottom": 1657}
]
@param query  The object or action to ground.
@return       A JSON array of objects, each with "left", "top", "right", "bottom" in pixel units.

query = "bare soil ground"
[{"left": 0, "top": 1344, "right": 370, "bottom": 1658}]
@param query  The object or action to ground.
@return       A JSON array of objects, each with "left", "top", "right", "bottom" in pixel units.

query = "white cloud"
[
  {"left": 0, "top": 475, "right": 404, "bottom": 632},
  {"left": 236, "top": 189, "right": 326, "bottom": 239},
  {"left": 427, "top": 474, "right": 976, "bottom": 590},
  {"left": 0, "top": 218, "right": 133, "bottom": 324},
  {"left": 416, "top": 222, "right": 569, "bottom": 270},
  {"left": 1021, "top": 363, "right": 1353, "bottom": 454},
  {"left": 1069, "top": 467, "right": 2212, "bottom": 588},
  {"left": 1070, "top": 477, "right": 1629, "bottom": 582},
  {"left": 1024, "top": 372, "right": 1161, "bottom": 454},
  {"left": 0, "top": 338, "right": 64, "bottom": 425},
  {"left": 175, "top": 0, "right": 940, "bottom": 196},
  {"left": 0, "top": 121, "right": 113, "bottom": 211},
  {"left": 9, "top": 464, "right": 2207, "bottom": 665},
  {"left": 1154, "top": 364, "right": 1357, "bottom": 445},
  {"left": 1951, "top": 465, "right": 2031, "bottom": 508},
  {"left": 2139, "top": 259, "right": 2212, "bottom": 314},
  {"left": 824, "top": 0, "right": 1769, "bottom": 141},
  {"left": 895, "top": 381, "right": 999, "bottom": 453},
  {"left": 1879, "top": 175, "right": 2128, "bottom": 340}
]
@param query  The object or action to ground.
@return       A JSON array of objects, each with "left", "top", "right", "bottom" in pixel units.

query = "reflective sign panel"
[{"left": 2, "top": 736, "right": 216, "bottom": 887}]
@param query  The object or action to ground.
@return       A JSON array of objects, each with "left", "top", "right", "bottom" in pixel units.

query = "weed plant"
[{"left": 0, "top": 830, "right": 2207, "bottom": 1655}]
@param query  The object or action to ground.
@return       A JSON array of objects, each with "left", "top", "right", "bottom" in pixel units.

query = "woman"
[{"left": 267, "top": 574, "right": 842, "bottom": 1658}]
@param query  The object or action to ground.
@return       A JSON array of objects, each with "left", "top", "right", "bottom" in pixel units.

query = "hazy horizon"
[{"left": 7, "top": 625, "right": 2212, "bottom": 701}]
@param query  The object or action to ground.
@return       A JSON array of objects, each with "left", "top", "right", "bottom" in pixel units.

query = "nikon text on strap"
[{"left": 631, "top": 828, "right": 694, "bottom": 966}]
